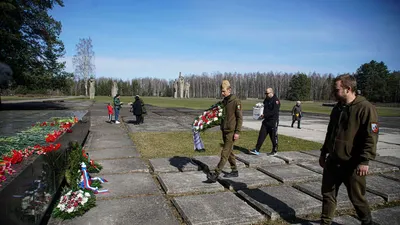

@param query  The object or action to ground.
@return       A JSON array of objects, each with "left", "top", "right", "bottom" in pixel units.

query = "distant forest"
[
  {"left": 2, "top": 60, "right": 400, "bottom": 103},
  {"left": 65, "top": 60, "right": 400, "bottom": 103}
]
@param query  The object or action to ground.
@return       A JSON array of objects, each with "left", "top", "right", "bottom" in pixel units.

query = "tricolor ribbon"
[
  {"left": 80, "top": 162, "right": 109, "bottom": 194},
  {"left": 193, "top": 129, "right": 205, "bottom": 151}
]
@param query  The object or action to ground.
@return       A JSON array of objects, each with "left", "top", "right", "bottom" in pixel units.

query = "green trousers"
[
  {"left": 321, "top": 158, "right": 372, "bottom": 225},
  {"left": 215, "top": 132, "right": 237, "bottom": 174}
]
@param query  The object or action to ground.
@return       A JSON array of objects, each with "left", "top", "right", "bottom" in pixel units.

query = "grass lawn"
[
  {"left": 94, "top": 96, "right": 400, "bottom": 117},
  {"left": 130, "top": 130, "right": 322, "bottom": 159}
]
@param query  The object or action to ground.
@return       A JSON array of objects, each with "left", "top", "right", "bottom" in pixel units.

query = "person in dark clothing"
[
  {"left": 250, "top": 87, "right": 280, "bottom": 156},
  {"left": 319, "top": 74, "right": 378, "bottom": 225},
  {"left": 113, "top": 94, "right": 122, "bottom": 124},
  {"left": 137, "top": 95, "right": 146, "bottom": 123},
  {"left": 291, "top": 101, "right": 302, "bottom": 129},
  {"left": 132, "top": 96, "right": 143, "bottom": 124}
]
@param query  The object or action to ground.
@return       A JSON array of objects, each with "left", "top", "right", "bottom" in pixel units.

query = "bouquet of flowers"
[
  {"left": 254, "top": 102, "right": 264, "bottom": 108},
  {"left": 253, "top": 102, "right": 264, "bottom": 120},
  {"left": 192, "top": 102, "right": 224, "bottom": 151},
  {"left": 52, "top": 189, "right": 95, "bottom": 219},
  {"left": 192, "top": 102, "right": 224, "bottom": 132}
]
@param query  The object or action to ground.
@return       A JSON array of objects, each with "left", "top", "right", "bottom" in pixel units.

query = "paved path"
[
  {"left": 243, "top": 112, "right": 400, "bottom": 157},
  {"left": 48, "top": 104, "right": 400, "bottom": 225}
]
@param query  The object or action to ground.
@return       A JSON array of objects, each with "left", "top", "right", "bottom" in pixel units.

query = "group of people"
[
  {"left": 207, "top": 75, "right": 378, "bottom": 225},
  {"left": 106, "top": 94, "right": 146, "bottom": 124}
]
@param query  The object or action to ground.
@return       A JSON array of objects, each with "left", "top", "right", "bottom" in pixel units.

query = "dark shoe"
[
  {"left": 205, "top": 172, "right": 219, "bottom": 183},
  {"left": 195, "top": 148, "right": 205, "bottom": 152},
  {"left": 267, "top": 151, "right": 277, "bottom": 156},
  {"left": 223, "top": 171, "right": 238, "bottom": 178},
  {"left": 298, "top": 127, "right": 301, "bottom": 129}
]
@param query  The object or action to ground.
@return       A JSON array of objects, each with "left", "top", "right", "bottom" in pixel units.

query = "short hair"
[
  {"left": 221, "top": 80, "right": 231, "bottom": 91},
  {"left": 334, "top": 74, "right": 357, "bottom": 93}
]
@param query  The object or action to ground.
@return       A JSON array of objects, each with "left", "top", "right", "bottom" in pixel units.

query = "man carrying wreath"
[{"left": 206, "top": 80, "right": 243, "bottom": 183}]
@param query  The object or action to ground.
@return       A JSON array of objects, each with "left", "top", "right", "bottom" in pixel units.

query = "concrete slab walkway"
[{"left": 48, "top": 104, "right": 400, "bottom": 225}]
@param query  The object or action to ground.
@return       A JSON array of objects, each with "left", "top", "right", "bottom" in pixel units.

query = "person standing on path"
[
  {"left": 249, "top": 88, "right": 280, "bottom": 156},
  {"left": 206, "top": 80, "right": 243, "bottom": 183},
  {"left": 319, "top": 74, "right": 378, "bottom": 225},
  {"left": 291, "top": 101, "right": 302, "bottom": 129},
  {"left": 113, "top": 94, "right": 122, "bottom": 124},
  {"left": 136, "top": 95, "right": 146, "bottom": 124},
  {"left": 132, "top": 95, "right": 143, "bottom": 124},
  {"left": 107, "top": 103, "right": 113, "bottom": 123}
]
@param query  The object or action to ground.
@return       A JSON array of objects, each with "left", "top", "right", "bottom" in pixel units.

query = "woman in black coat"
[{"left": 132, "top": 96, "right": 143, "bottom": 124}]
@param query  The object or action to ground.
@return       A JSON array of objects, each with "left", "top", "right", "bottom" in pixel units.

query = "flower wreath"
[{"left": 192, "top": 102, "right": 224, "bottom": 151}]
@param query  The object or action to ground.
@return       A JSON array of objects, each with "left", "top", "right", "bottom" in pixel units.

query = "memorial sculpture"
[
  {"left": 111, "top": 81, "right": 118, "bottom": 97},
  {"left": 173, "top": 79, "right": 178, "bottom": 98},
  {"left": 89, "top": 78, "right": 95, "bottom": 99},
  {"left": 184, "top": 81, "right": 190, "bottom": 99},
  {"left": 179, "top": 72, "right": 184, "bottom": 98}
]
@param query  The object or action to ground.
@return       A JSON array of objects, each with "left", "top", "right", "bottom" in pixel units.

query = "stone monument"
[
  {"left": 89, "top": 78, "right": 95, "bottom": 99},
  {"left": 173, "top": 79, "right": 178, "bottom": 99},
  {"left": 178, "top": 72, "right": 184, "bottom": 98},
  {"left": 184, "top": 81, "right": 190, "bottom": 99},
  {"left": 111, "top": 81, "right": 118, "bottom": 97}
]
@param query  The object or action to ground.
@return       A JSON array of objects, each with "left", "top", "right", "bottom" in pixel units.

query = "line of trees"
[
  {"left": 0, "top": 0, "right": 72, "bottom": 93},
  {"left": 61, "top": 60, "right": 400, "bottom": 103}
]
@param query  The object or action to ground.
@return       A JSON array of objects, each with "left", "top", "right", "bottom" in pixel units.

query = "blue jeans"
[{"left": 114, "top": 108, "right": 120, "bottom": 121}]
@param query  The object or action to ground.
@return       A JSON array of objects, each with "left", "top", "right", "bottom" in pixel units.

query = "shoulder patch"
[
  {"left": 237, "top": 104, "right": 241, "bottom": 110},
  {"left": 371, "top": 122, "right": 379, "bottom": 134},
  {"left": 276, "top": 100, "right": 280, "bottom": 105}
]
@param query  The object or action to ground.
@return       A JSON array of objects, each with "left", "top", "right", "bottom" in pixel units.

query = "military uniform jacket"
[
  {"left": 220, "top": 94, "right": 243, "bottom": 134},
  {"left": 321, "top": 96, "right": 379, "bottom": 165}
]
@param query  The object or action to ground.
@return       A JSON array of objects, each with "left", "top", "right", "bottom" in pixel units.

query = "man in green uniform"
[
  {"left": 206, "top": 80, "right": 243, "bottom": 183},
  {"left": 319, "top": 74, "right": 378, "bottom": 225}
]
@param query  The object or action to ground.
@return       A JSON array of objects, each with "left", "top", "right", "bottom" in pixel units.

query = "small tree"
[
  {"left": 355, "top": 60, "right": 389, "bottom": 102},
  {"left": 72, "top": 37, "right": 95, "bottom": 97},
  {"left": 287, "top": 73, "right": 311, "bottom": 101}
]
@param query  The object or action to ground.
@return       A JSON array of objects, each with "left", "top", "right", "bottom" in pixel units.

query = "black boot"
[
  {"left": 223, "top": 170, "right": 238, "bottom": 178},
  {"left": 298, "top": 121, "right": 301, "bottom": 129},
  {"left": 291, "top": 121, "right": 294, "bottom": 127},
  {"left": 205, "top": 172, "right": 219, "bottom": 183}
]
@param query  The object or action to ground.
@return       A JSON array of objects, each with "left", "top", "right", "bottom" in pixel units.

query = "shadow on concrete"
[
  {"left": 237, "top": 187, "right": 317, "bottom": 224},
  {"left": 0, "top": 102, "right": 68, "bottom": 110},
  {"left": 169, "top": 156, "right": 201, "bottom": 172},
  {"left": 233, "top": 145, "right": 250, "bottom": 154}
]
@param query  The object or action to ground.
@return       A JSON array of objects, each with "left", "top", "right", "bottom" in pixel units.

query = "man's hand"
[
  {"left": 233, "top": 134, "right": 240, "bottom": 140},
  {"left": 319, "top": 154, "right": 326, "bottom": 168},
  {"left": 260, "top": 114, "right": 264, "bottom": 119},
  {"left": 357, "top": 165, "right": 369, "bottom": 176}
]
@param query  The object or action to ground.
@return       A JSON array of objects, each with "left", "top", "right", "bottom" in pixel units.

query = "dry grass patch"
[{"left": 131, "top": 130, "right": 322, "bottom": 159}]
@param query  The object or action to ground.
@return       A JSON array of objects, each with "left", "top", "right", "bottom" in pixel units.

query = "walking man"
[
  {"left": 291, "top": 101, "right": 302, "bottom": 129},
  {"left": 250, "top": 88, "right": 280, "bottom": 156},
  {"left": 319, "top": 74, "right": 378, "bottom": 225},
  {"left": 206, "top": 80, "right": 243, "bottom": 183}
]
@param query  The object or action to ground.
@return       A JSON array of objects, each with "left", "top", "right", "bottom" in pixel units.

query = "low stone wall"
[{"left": 0, "top": 112, "right": 90, "bottom": 225}]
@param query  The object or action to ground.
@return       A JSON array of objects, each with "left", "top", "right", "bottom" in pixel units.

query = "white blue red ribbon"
[
  {"left": 80, "top": 162, "right": 109, "bottom": 194},
  {"left": 193, "top": 130, "right": 205, "bottom": 151}
]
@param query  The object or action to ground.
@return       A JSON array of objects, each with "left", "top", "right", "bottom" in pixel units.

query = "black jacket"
[
  {"left": 262, "top": 95, "right": 280, "bottom": 127},
  {"left": 132, "top": 100, "right": 142, "bottom": 115}
]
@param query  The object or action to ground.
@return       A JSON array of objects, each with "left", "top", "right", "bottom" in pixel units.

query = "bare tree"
[{"left": 73, "top": 37, "right": 95, "bottom": 97}]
